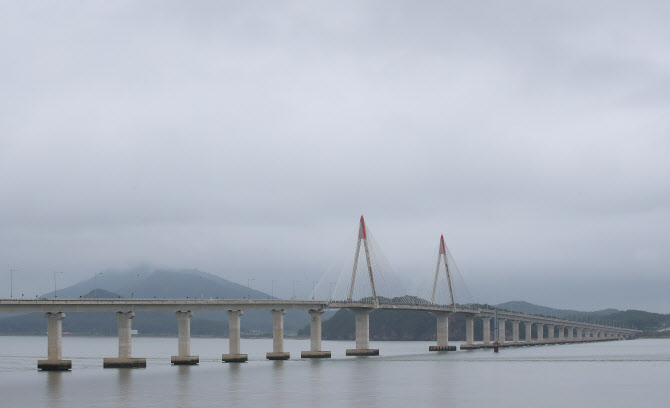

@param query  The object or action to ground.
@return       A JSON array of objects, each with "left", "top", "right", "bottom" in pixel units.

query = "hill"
[{"left": 495, "top": 301, "right": 618, "bottom": 319}]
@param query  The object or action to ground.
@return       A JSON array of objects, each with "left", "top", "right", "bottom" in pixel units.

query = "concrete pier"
[
  {"left": 431, "top": 312, "right": 456, "bottom": 351},
  {"left": 301, "top": 309, "right": 331, "bottom": 358},
  {"left": 498, "top": 319, "right": 506, "bottom": 344},
  {"left": 103, "top": 312, "right": 146, "bottom": 368},
  {"left": 536, "top": 323, "right": 544, "bottom": 342},
  {"left": 567, "top": 327, "right": 574, "bottom": 341},
  {"left": 482, "top": 317, "right": 491, "bottom": 345},
  {"left": 512, "top": 320, "right": 520, "bottom": 343},
  {"left": 38, "top": 312, "right": 71, "bottom": 371},
  {"left": 347, "top": 309, "right": 379, "bottom": 356},
  {"left": 222, "top": 310, "right": 247, "bottom": 362},
  {"left": 465, "top": 316, "right": 474, "bottom": 345},
  {"left": 525, "top": 321, "right": 533, "bottom": 342},
  {"left": 547, "top": 324, "right": 555, "bottom": 341},
  {"left": 558, "top": 326, "right": 565, "bottom": 341},
  {"left": 267, "top": 309, "right": 290, "bottom": 360},
  {"left": 171, "top": 311, "right": 199, "bottom": 365}
]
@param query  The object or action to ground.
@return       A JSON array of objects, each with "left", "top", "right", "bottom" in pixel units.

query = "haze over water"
[{"left": 1, "top": 337, "right": 668, "bottom": 408}]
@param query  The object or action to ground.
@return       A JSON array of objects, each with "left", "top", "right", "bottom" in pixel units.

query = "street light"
[
  {"left": 10, "top": 269, "right": 16, "bottom": 298},
  {"left": 94, "top": 272, "right": 103, "bottom": 298},
  {"left": 292, "top": 280, "right": 302, "bottom": 300},
  {"left": 271, "top": 280, "right": 277, "bottom": 299},
  {"left": 53, "top": 272, "right": 63, "bottom": 298},
  {"left": 312, "top": 281, "right": 317, "bottom": 300},
  {"left": 329, "top": 282, "right": 336, "bottom": 301},
  {"left": 247, "top": 278, "right": 255, "bottom": 299}
]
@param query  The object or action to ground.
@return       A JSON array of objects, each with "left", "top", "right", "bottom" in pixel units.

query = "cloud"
[{"left": 1, "top": 1, "right": 669, "bottom": 311}]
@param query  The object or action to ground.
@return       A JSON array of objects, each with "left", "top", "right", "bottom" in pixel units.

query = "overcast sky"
[{"left": 1, "top": 1, "right": 668, "bottom": 312}]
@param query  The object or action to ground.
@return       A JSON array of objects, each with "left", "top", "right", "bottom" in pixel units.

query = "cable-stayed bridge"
[{"left": 0, "top": 216, "right": 640, "bottom": 370}]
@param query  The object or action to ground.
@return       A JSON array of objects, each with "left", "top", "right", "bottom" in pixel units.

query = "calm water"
[{"left": 1, "top": 336, "right": 668, "bottom": 408}]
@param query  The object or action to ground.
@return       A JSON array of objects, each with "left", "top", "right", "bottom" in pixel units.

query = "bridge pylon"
[
  {"left": 347, "top": 215, "right": 379, "bottom": 308},
  {"left": 431, "top": 235, "right": 455, "bottom": 308}
]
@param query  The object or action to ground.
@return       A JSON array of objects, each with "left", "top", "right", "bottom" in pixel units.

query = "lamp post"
[
  {"left": 53, "top": 272, "right": 63, "bottom": 298},
  {"left": 292, "top": 280, "right": 302, "bottom": 300},
  {"left": 271, "top": 280, "right": 277, "bottom": 298},
  {"left": 10, "top": 269, "right": 15, "bottom": 298},
  {"left": 330, "top": 282, "right": 336, "bottom": 301},
  {"left": 94, "top": 272, "right": 103, "bottom": 298},
  {"left": 247, "top": 278, "right": 255, "bottom": 299},
  {"left": 312, "top": 281, "right": 317, "bottom": 300}
]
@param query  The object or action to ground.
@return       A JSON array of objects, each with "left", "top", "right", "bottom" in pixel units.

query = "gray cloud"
[{"left": 1, "top": 1, "right": 669, "bottom": 311}]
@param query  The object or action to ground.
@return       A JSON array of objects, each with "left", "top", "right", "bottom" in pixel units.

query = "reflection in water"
[
  {"left": 1, "top": 338, "right": 667, "bottom": 408},
  {"left": 308, "top": 359, "right": 324, "bottom": 408},
  {"left": 116, "top": 369, "right": 132, "bottom": 408},
  {"left": 271, "top": 361, "right": 285, "bottom": 407},
  {"left": 46, "top": 372, "right": 64, "bottom": 408},
  {"left": 226, "top": 361, "right": 243, "bottom": 406},
  {"left": 176, "top": 365, "right": 192, "bottom": 407},
  {"left": 348, "top": 358, "right": 378, "bottom": 407}
]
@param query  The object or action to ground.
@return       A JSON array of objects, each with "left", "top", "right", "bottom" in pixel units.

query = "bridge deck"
[{"left": 0, "top": 299, "right": 640, "bottom": 334}]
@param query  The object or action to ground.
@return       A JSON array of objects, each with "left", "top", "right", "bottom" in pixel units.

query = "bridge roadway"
[{"left": 0, "top": 299, "right": 640, "bottom": 370}]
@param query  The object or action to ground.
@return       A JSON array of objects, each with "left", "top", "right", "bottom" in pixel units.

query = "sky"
[{"left": 1, "top": 1, "right": 669, "bottom": 312}]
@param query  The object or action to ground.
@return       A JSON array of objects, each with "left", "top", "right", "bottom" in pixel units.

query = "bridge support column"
[
  {"left": 558, "top": 326, "right": 565, "bottom": 342},
  {"left": 547, "top": 325, "right": 555, "bottom": 341},
  {"left": 301, "top": 309, "right": 331, "bottom": 358},
  {"left": 498, "top": 319, "right": 506, "bottom": 344},
  {"left": 430, "top": 312, "right": 455, "bottom": 351},
  {"left": 567, "top": 327, "right": 574, "bottom": 341},
  {"left": 223, "top": 310, "right": 247, "bottom": 362},
  {"left": 104, "top": 312, "right": 146, "bottom": 368},
  {"left": 536, "top": 323, "right": 544, "bottom": 342},
  {"left": 465, "top": 316, "right": 474, "bottom": 345},
  {"left": 482, "top": 317, "right": 491, "bottom": 345},
  {"left": 171, "top": 311, "right": 198, "bottom": 365},
  {"left": 38, "top": 312, "right": 71, "bottom": 371},
  {"left": 512, "top": 321, "right": 520, "bottom": 343},
  {"left": 267, "top": 309, "right": 290, "bottom": 360},
  {"left": 525, "top": 322, "right": 533, "bottom": 342},
  {"left": 347, "top": 309, "right": 379, "bottom": 356}
]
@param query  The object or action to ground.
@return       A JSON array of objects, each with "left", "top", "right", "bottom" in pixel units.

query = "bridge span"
[{"left": 0, "top": 298, "right": 640, "bottom": 370}]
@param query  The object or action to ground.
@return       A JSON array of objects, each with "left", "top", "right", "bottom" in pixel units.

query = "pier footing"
[
  {"left": 346, "top": 348, "right": 379, "bottom": 356},
  {"left": 222, "top": 354, "right": 248, "bottom": 363},
  {"left": 429, "top": 345, "right": 457, "bottom": 351},
  {"left": 266, "top": 352, "right": 290, "bottom": 360},
  {"left": 171, "top": 355, "right": 199, "bottom": 365},
  {"left": 301, "top": 351, "right": 332, "bottom": 358},
  {"left": 103, "top": 358, "right": 146, "bottom": 368},
  {"left": 38, "top": 360, "right": 72, "bottom": 371}
]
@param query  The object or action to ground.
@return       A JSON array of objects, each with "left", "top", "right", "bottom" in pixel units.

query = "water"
[{"left": 1, "top": 336, "right": 668, "bottom": 408}]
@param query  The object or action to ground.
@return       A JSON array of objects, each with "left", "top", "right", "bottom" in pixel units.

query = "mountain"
[
  {"left": 81, "top": 289, "right": 121, "bottom": 298},
  {"left": 0, "top": 267, "right": 310, "bottom": 335},
  {"left": 495, "top": 301, "right": 619, "bottom": 319},
  {"left": 43, "top": 265, "right": 272, "bottom": 300}
]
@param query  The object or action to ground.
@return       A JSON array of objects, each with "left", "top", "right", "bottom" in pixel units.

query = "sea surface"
[{"left": 0, "top": 336, "right": 668, "bottom": 408}]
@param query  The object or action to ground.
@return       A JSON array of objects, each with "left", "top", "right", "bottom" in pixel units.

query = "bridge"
[{"left": 0, "top": 216, "right": 641, "bottom": 370}]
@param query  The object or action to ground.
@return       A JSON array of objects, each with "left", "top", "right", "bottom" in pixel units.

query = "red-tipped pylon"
[
  {"left": 439, "top": 234, "right": 446, "bottom": 254},
  {"left": 359, "top": 215, "right": 367, "bottom": 239}
]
